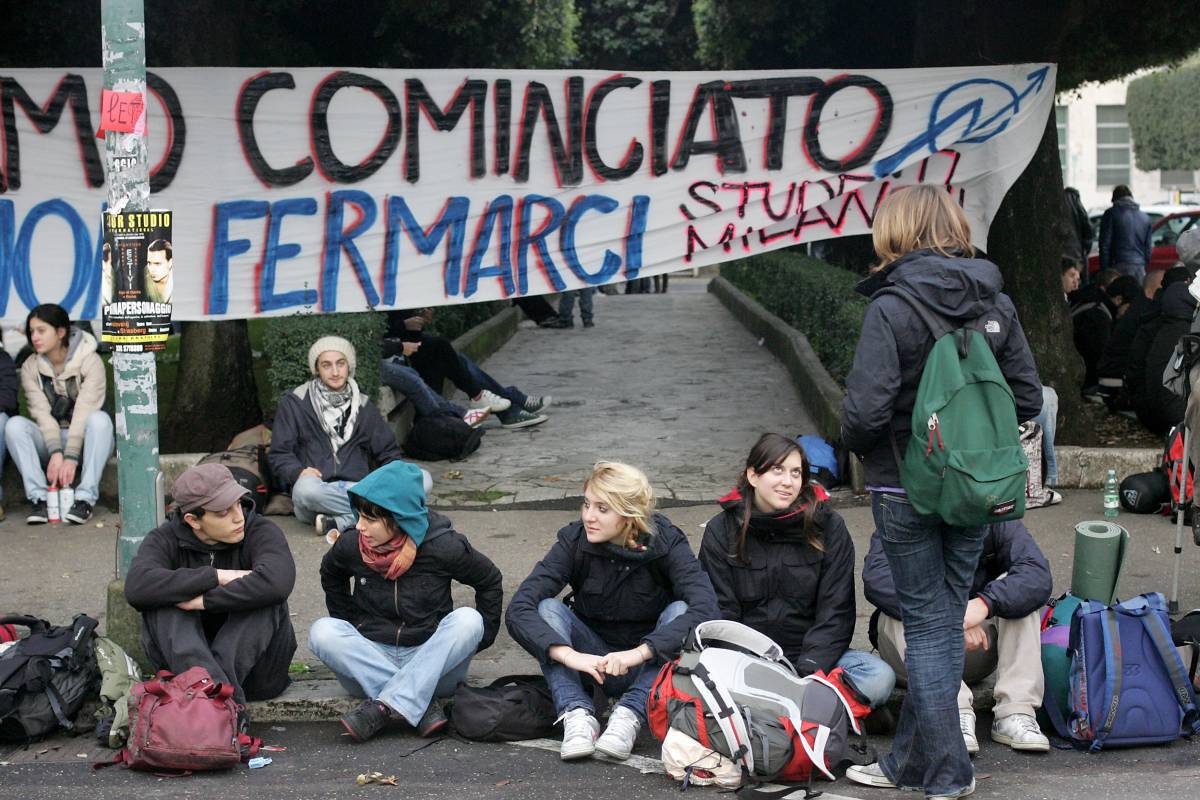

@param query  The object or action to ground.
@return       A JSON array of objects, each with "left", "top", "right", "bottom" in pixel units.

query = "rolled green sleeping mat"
[{"left": 1070, "top": 520, "right": 1129, "bottom": 605}]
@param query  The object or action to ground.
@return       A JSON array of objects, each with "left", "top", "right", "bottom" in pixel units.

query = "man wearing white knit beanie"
[{"left": 268, "top": 335, "right": 432, "bottom": 541}]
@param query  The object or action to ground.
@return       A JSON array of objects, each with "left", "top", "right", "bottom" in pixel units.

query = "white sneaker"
[
  {"left": 594, "top": 705, "right": 641, "bottom": 760},
  {"left": 991, "top": 713, "right": 1050, "bottom": 752},
  {"left": 960, "top": 711, "right": 979, "bottom": 755},
  {"left": 845, "top": 762, "right": 896, "bottom": 789},
  {"left": 462, "top": 408, "right": 490, "bottom": 428},
  {"left": 469, "top": 389, "right": 511, "bottom": 413},
  {"left": 558, "top": 708, "right": 600, "bottom": 760}
]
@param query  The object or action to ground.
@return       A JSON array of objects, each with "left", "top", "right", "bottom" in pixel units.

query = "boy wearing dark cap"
[
  {"left": 125, "top": 463, "right": 298, "bottom": 714},
  {"left": 309, "top": 461, "right": 503, "bottom": 742}
]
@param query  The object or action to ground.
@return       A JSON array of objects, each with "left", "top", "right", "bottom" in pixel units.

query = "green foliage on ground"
[
  {"left": 262, "top": 312, "right": 388, "bottom": 403},
  {"left": 721, "top": 252, "right": 867, "bottom": 385},
  {"left": 1127, "top": 58, "right": 1200, "bottom": 172}
]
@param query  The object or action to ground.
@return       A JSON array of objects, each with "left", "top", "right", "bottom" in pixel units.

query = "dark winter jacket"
[
  {"left": 1069, "top": 284, "right": 1116, "bottom": 388},
  {"left": 505, "top": 514, "right": 719, "bottom": 663},
  {"left": 863, "top": 519, "right": 1052, "bottom": 621},
  {"left": 0, "top": 350, "right": 17, "bottom": 417},
  {"left": 319, "top": 510, "right": 503, "bottom": 650},
  {"left": 1099, "top": 198, "right": 1152, "bottom": 271},
  {"left": 124, "top": 500, "right": 297, "bottom": 614},
  {"left": 1130, "top": 280, "right": 1197, "bottom": 435},
  {"left": 698, "top": 490, "right": 856, "bottom": 676},
  {"left": 268, "top": 383, "right": 403, "bottom": 491},
  {"left": 1097, "top": 292, "right": 1151, "bottom": 381},
  {"left": 840, "top": 250, "right": 1043, "bottom": 487}
]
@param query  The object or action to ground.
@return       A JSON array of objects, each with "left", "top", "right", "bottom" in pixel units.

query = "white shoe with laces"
[
  {"left": 991, "top": 713, "right": 1050, "bottom": 752},
  {"left": 558, "top": 708, "right": 600, "bottom": 761},
  {"left": 462, "top": 408, "right": 490, "bottom": 428},
  {"left": 469, "top": 389, "right": 511, "bottom": 413},
  {"left": 960, "top": 711, "right": 979, "bottom": 755},
  {"left": 594, "top": 705, "right": 641, "bottom": 760}
]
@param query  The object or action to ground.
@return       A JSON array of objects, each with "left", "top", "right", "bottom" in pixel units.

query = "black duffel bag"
[
  {"left": 448, "top": 674, "right": 557, "bottom": 742},
  {"left": 402, "top": 411, "right": 483, "bottom": 461}
]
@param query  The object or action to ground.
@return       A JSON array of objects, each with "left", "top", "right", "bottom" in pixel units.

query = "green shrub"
[
  {"left": 263, "top": 312, "right": 388, "bottom": 403},
  {"left": 425, "top": 301, "right": 508, "bottom": 341},
  {"left": 721, "top": 252, "right": 867, "bottom": 384}
]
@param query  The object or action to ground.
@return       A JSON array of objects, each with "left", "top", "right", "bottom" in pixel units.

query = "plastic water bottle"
[
  {"left": 1104, "top": 469, "right": 1120, "bottom": 518},
  {"left": 46, "top": 487, "right": 61, "bottom": 523}
]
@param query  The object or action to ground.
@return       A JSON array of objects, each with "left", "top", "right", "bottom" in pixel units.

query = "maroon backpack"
[{"left": 97, "top": 667, "right": 259, "bottom": 774}]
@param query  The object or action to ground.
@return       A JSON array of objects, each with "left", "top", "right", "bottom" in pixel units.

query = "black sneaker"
[
  {"left": 65, "top": 500, "right": 93, "bottom": 524},
  {"left": 417, "top": 701, "right": 447, "bottom": 737},
  {"left": 523, "top": 395, "right": 552, "bottom": 413},
  {"left": 340, "top": 699, "right": 394, "bottom": 742},
  {"left": 27, "top": 500, "right": 48, "bottom": 525},
  {"left": 583, "top": 320, "right": 595, "bottom": 328},
  {"left": 541, "top": 318, "right": 573, "bottom": 329}
]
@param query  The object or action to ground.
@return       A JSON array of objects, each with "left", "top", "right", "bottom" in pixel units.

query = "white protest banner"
[{"left": 0, "top": 64, "right": 1055, "bottom": 322}]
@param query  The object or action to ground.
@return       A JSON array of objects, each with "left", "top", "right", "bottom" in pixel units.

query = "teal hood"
[{"left": 347, "top": 462, "right": 430, "bottom": 545}]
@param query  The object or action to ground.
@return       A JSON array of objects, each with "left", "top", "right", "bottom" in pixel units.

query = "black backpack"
[
  {"left": 0, "top": 614, "right": 101, "bottom": 742},
  {"left": 197, "top": 445, "right": 271, "bottom": 513},
  {"left": 448, "top": 675, "right": 557, "bottom": 742},
  {"left": 402, "top": 411, "right": 483, "bottom": 461}
]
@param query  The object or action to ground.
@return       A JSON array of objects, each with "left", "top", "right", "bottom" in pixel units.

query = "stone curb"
[{"left": 709, "top": 276, "right": 1160, "bottom": 490}]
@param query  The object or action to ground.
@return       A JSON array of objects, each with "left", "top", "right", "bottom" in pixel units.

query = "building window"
[
  {"left": 1161, "top": 169, "right": 1196, "bottom": 190},
  {"left": 1055, "top": 105, "right": 1068, "bottom": 184},
  {"left": 1096, "top": 105, "right": 1130, "bottom": 187}
]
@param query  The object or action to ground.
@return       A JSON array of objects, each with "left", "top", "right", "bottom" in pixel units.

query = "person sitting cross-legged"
[
  {"left": 268, "top": 335, "right": 431, "bottom": 540},
  {"left": 124, "top": 463, "right": 298, "bottom": 721},
  {"left": 863, "top": 519, "right": 1053, "bottom": 755},
  {"left": 308, "top": 461, "right": 503, "bottom": 741}
]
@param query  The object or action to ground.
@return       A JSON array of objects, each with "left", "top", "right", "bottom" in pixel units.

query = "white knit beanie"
[{"left": 308, "top": 336, "right": 356, "bottom": 377}]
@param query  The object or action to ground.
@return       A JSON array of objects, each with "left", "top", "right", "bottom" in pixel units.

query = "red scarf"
[{"left": 358, "top": 532, "right": 417, "bottom": 580}]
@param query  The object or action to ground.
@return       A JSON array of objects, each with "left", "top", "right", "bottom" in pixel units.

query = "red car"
[{"left": 1087, "top": 209, "right": 1200, "bottom": 275}]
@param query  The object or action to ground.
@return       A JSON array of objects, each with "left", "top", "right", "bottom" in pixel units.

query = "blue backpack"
[
  {"left": 796, "top": 435, "right": 840, "bottom": 488},
  {"left": 1043, "top": 592, "right": 1200, "bottom": 750}
]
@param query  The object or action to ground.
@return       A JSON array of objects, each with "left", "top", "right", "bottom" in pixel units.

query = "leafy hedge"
[
  {"left": 425, "top": 301, "right": 508, "bottom": 341},
  {"left": 721, "top": 252, "right": 867, "bottom": 384},
  {"left": 1127, "top": 58, "right": 1200, "bottom": 172},
  {"left": 262, "top": 312, "right": 388, "bottom": 403}
]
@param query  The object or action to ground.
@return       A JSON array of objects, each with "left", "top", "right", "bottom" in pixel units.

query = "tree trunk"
[{"left": 161, "top": 321, "right": 262, "bottom": 453}]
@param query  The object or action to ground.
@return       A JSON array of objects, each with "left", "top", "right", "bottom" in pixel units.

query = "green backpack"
[{"left": 877, "top": 287, "right": 1028, "bottom": 527}]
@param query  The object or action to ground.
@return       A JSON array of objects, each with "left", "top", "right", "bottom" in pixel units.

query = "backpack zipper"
[{"left": 925, "top": 412, "right": 944, "bottom": 456}]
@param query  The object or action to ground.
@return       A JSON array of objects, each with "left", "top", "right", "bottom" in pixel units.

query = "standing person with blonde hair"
[
  {"left": 506, "top": 462, "right": 718, "bottom": 762},
  {"left": 840, "top": 185, "right": 1042, "bottom": 799}
]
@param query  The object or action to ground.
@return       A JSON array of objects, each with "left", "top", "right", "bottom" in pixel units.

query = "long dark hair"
[
  {"left": 734, "top": 433, "right": 823, "bottom": 563},
  {"left": 349, "top": 493, "right": 401, "bottom": 539},
  {"left": 26, "top": 303, "right": 70, "bottom": 348}
]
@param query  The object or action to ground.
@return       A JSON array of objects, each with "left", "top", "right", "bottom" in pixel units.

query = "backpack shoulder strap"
[{"left": 1132, "top": 602, "right": 1200, "bottom": 735}]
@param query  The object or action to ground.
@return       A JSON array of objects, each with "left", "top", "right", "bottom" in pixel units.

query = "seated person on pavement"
[
  {"left": 124, "top": 463, "right": 297, "bottom": 722},
  {"left": 309, "top": 461, "right": 503, "bottom": 742},
  {"left": 698, "top": 433, "right": 895, "bottom": 710},
  {"left": 862, "top": 519, "right": 1053, "bottom": 754},
  {"left": 505, "top": 461, "right": 719, "bottom": 762},
  {"left": 268, "top": 335, "right": 431, "bottom": 540}
]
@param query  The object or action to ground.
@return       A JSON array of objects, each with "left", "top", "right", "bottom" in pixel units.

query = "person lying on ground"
[
  {"left": 124, "top": 463, "right": 297, "bottom": 726},
  {"left": 698, "top": 433, "right": 895, "bottom": 710},
  {"left": 7, "top": 303, "right": 112, "bottom": 525},
  {"left": 309, "top": 461, "right": 502, "bottom": 742},
  {"left": 386, "top": 308, "right": 549, "bottom": 428},
  {"left": 268, "top": 335, "right": 431, "bottom": 541},
  {"left": 863, "top": 519, "right": 1053, "bottom": 754},
  {"left": 505, "top": 461, "right": 719, "bottom": 762}
]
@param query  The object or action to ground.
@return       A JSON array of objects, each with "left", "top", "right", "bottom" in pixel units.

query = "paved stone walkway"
[{"left": 422, "top": 277, "right": 816, "bottom": 507}]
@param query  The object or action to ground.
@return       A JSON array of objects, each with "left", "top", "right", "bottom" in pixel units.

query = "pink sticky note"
[{"left": 99, "top": 89, "right": 147, "bottom": 135}]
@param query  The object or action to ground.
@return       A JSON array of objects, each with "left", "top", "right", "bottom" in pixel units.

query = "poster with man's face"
[{"left": 101, "top": 210, "right": 173, "bottom": 352}]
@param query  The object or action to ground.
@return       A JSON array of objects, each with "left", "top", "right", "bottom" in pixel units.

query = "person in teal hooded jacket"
[{"left": 309, "top": 461, "right": 503, "bottom": 742}]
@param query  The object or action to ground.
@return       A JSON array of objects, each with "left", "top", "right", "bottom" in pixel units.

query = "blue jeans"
[
  {"left": 308, "top": 607, "right": 483, "bottom": 726},
  {"left": 836, "top": 648, "right": 896, "bottom": 709},
  {"left": 871, "top": 492, "right": 985, "bottom": 798},
  {"left": 459, "top": 354, "right": 528, "bottom": 423},
  {"left": 1033, "top": 386, "right": 1059, "bottom": 485},
  {"left": 380, "top": 357, "right": 466, "bottom": 418},
  {"left": 5, "top": 411, "right": 114, "bottom": 504},
  {"left": 537, "top": 598, "right": 685, "bottom": 722},
  {"left": 558, "top": 288, "right": 595, "bottom": 324},
  {"left": 293, "top": 471, "right": 432, "bottom": 531}
]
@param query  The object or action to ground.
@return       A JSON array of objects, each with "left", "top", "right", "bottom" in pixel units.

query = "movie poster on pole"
[{"left": 101, "top": 210, "right": 173, "bottom": 352}]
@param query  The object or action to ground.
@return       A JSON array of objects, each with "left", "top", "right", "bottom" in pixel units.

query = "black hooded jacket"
[
  {"left": 319, "top": 510, "right": 503, "bottom": 651},
  {"left": 840, "top": 250, "right": 1043, "bottom": 487},
  {"left": 1129, "top": 280, "right": 1197, "bottom": 434},
  {"left": 505, "top": 514, "right": 719, "bottom": 662},
  {"left": 698, "top": 489, "right": 855, "bottom": 676},
  {"left": 124, "top": 500, "right": 296, "bottom": 614}
]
